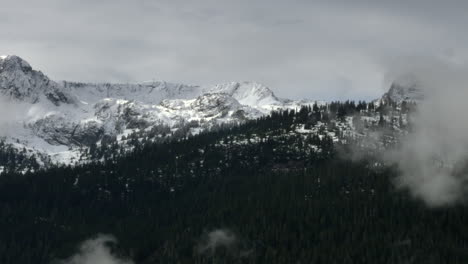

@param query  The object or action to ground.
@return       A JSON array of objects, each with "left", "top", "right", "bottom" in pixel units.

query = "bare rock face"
[
  {"left": 30, "top": 116, "right": 104, "bottom": 147},
  {"left": 192, "top": 93, "right": 241, "bottom": 117},
  {"left": 71, "top": 122, "right": 106, "bottom": 146}
]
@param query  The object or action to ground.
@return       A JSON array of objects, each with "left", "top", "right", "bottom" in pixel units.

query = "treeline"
[
  {"left": 0, "top": 140, "right": 42, "bottom": 173},
  {"left": 84, "top": 100, "right": 392, "bottom": 162}
]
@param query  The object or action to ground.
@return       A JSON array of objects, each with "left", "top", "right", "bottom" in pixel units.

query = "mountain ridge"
[
  {"left": 0, "top": 55, "right": 320, "bottom": 166},
  {"left": 0, "top": 55, "right": 423, "bottom": 169}
]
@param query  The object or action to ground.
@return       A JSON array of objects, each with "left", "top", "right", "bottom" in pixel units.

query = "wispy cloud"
[{"left": 54, "top": 234, "right": 133, "bottom": 264}]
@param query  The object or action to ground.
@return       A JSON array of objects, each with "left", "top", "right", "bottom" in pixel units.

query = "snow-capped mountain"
[
  {"left": 0, "top": 55, "right": 318, "bottom": 165},
  {"left": 206, "top": 81, "right": 281, "bottom": 107}
]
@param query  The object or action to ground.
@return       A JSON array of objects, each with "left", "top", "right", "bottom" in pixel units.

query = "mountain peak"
[
  {"left": 207, "top": 81, "right": 280, "bottom": 107},
  {"left": 0, "top": 55, "right": 74, "bottom": 105},
  {"left": 373, "top": 73, "right": 426, "bottom": 106},
  {"left": 378, "top": 78, "right": 424, "bottom": 106},
  {"left": 0, "top": 55, "right": 33, "bottom": 73}
]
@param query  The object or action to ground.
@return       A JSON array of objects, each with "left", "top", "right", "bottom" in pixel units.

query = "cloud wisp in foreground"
[
  {"left": 55, "top": 234, "right": 133, "bottom": 264},
  {"left": 386, "top": 58, "right": 468, "bottom": 207}
]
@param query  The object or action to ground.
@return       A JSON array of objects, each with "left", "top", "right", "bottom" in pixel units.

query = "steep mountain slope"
[{"left": 0, "top": 55, "right": 318, "bottom": 167}]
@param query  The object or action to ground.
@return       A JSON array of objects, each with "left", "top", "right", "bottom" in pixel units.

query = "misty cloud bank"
[
  {"left": 0, "top": 96, "right": 31, "bottom": 139},
  {"left": 55, "top": 234, "right": 133, "bottom": 264},
  {"left": 0, "top": 96, "right": 26, "bottom": 124},
  {"left": 386, "top": 58, "right": 468, "bottom": 207},
  {"left": 0, "top": 95, "right": 51, "bottom": 138}
]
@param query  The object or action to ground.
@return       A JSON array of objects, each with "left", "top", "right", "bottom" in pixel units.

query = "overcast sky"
[{"left": 1, "top": 0, "right": 467, "bottom": 100}]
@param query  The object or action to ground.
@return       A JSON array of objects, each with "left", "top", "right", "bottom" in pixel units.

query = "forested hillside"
[
  {"left": 1, "top": 106, "right": 467, "bottom": 264},
  {"left": 0, "top": 140, "right": 43, "bottom": 173}
]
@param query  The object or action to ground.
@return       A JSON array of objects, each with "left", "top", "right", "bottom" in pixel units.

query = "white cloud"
[
  {"left": 197, "top": 229, "right": 237, "bottom": 254},
  {"left": 384, "top": 57, "right": 468, "bottom": 206},
  {"left": 56, "top": 234, "right": 133, "bottom": 264}
]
